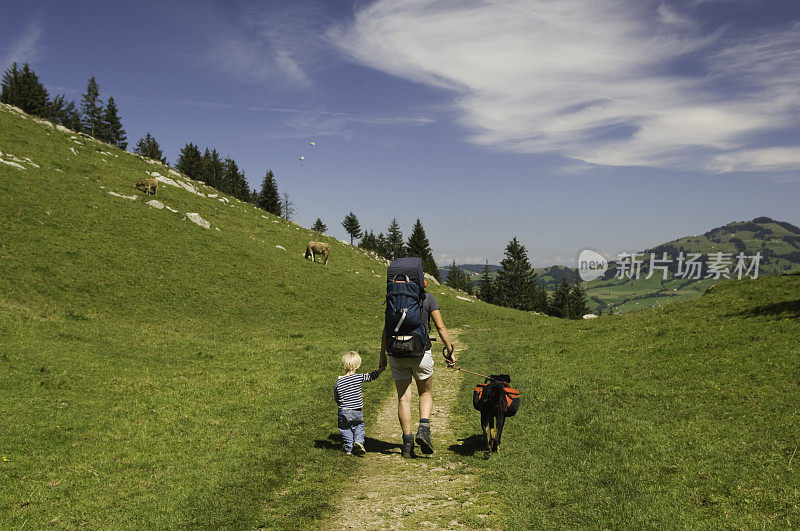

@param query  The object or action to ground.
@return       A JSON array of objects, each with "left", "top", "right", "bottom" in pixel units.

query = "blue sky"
[{"left": 2, "top": 0, "right": 799, "bottom": 266}]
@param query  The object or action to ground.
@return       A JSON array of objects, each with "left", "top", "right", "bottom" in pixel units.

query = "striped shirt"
[{"left": 334, "top": 371, "right": 380, "bottom": 410}]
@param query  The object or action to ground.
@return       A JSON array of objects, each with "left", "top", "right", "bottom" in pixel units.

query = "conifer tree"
[
  {"left": 566, "top": 281, "right": 588, "bottom": 319},
  {"left": 342, "top": 212, "right": 362, "bottom": 245},
  {"left": 175, "top": 142, "right": 203, "bottom": 179},
  {"left": 201, "top": 148, "right": 224, "bottom": 189},
  {"left": 134, "top": 132, "right": 167, "bottom": 163},
  {"left": 376, "top": 232, "right": 390, "bottom": 259},
  {"left": 46, "top": 94, "right": 81, "bottom": 131},
  {"left": 257, "top": 170, "right": 282, "bottom": 215},
  {"left": 359, "top": 230, "right": 378, "bottom": 252},
  {"left": 100, "top": 96, "right": 127, "bottom": 148},
  {"left": 406, "top": 218, "right": 440, "bottom": 281},
  {"left": 477, "top": 261, "right": 496, "bottom": 304},
  {"left": 446, "top": 261, "right": 472, "bottom": 294},
  {"left": 548, "top": 278, "right": 571, "bottom": 318},
  {"left": 0, "top": 63, "right": 49, "bottom": 116},
  {"left": 312, "top": 218, "right": 327, "bottom": 234},
  {"left": 80, "top": 76, "right": 103, "bottom": 137},
  {"left": 386, "top": 218, "right": 405, "bottom": 260},
  {"left": 494, "top": 237, "right": 544, "bottom": 311},
  {"left": 221, "top": 158, "right": 250, "bottom": 201}
]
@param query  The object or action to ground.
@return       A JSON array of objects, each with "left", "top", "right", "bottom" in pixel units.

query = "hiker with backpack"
[{"left": 379, "top": 257, "right": 457, "bottom": 458}]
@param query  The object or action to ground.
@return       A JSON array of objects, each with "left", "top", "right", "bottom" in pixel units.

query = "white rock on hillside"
[
  {"left": 1, "top": 159, "right": 25, "bottom": 170},
  {"left": 185, "top": 212, "right": 210, "bottom": 229},
  {"left": 168, "top": 169, "right": 181, "bottom": 178},
  {"left": 456, "top": 296, "right": 474, "bottom": 302},
  {"left": 218, "top": 197, "right": 229, "bottom": 204},
  {"left": 108, "top": 191, "right": 137, "bottom": 200},
  {"left": 146, "top": 200, "right": 165, "bottom": 209},
  {"left": 276, "top": 245, "right": 286, "bottom": 250},
  {"left": 582, "top": 314, "right": 598, "bottom": 319},
  {"left": 69, "top": 147, "right": 78, "bottom": 155}
]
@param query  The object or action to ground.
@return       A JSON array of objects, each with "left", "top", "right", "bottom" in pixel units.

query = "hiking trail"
[{"left": 320, "top": 330, "right": 501, "bottom": 529}]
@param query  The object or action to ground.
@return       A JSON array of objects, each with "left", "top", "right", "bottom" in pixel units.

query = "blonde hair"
[{"left": 342, "top": 351, "right": 362, "bottom": 372}]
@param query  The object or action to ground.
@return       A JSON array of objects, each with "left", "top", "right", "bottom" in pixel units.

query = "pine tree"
[
  {"left": 494, "top": 237, "right": 543, "bottom": 311},
  {"left": 257, "top": 170, "right": 282, "bottom": 215},
  {"left": 386, "top": 218, "right": 405, "bottom": 260},
  {"left": 477, "top": 261, "right": 496, "bottom": 304},
  {"left": 446, "top": 261, "right": 472, "bottom": 294},
  {"left": 566, "top": 281, "right": 588, "bottom": 319},
  {"left": 342, "top": 212, "right": 362, "bottom": 245},
  {"left": 406, "top": 218, "right": 440, "bottom": 282},
  {"left": 100, "top": 96, "right": 127, "bottom": 148},
  {"left": 201, "top": 148, "right": 224, "bottom": 188},
  {"left": 46, "top": 94, "right": 81, "bottom": 131},
  {"left": 0, "top": 63, "right": 49, "bottom": 116},
  {"left": 282, "top": 191, "right": 295, "bottom": 220},
  {"left": 134, "top": 133, "right": 167, "bottom": 163},
  {"left": 548, "top": 278, "right": 571, "bottom": 318},
  {"left": 80, "top": 76, "right": 103, "bottom": 137},
  {"left": 359, "top": 230, "right": 378, "bottom": 252},
  {"left": 175, "top": 143, "right": 203, "bottom": 180},
  {"left": 312, "top": 218, "right": 327, "bottom": 234},
  {"left": 376, "top": 232, "right": 390, "bottom": 259},
  {"left": 221, "top": 158, "right": 249, "bottom": 201}
]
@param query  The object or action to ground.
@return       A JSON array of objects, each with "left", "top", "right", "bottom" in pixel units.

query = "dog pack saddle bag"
[
  {"left": 473, "top": 384, "right": 520, "bottom": 417},
  {"left": 385, "top": 257, "right": 427, "bottom": 357}
]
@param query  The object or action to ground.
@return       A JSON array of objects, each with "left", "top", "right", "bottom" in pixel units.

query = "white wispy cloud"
[
  {"left": 202, "top": 1, "right": 337, "bottom": 88},
  {"left": 0, "top": 16, "right": 44, "bottom": 70},
  {"left": 330, "top": 0, "right": 800, "bottom": 173}
]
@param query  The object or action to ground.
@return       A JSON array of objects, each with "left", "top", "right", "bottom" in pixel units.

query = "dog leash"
[{"left": 452, "top": 366, "right": 500, "bottom": 382}]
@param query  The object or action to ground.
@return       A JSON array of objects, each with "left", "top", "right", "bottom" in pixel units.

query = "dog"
[
  {"left": 305, "top": 241, "right": 330, "bottom": 265},
  {"left": 473, "top": 374, "right": 519, "bottom": 459}
]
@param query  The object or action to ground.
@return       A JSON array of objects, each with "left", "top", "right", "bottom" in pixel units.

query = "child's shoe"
[{"left": 353, "top": 442, "right": 366, "bottom": 455}]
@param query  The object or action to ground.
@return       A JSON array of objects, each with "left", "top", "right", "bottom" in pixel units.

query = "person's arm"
[
  {"left": 379, "top": 327, "right": 388, "bottom": 370},
  {"left": 431, "top": 309, "right": 456, "bottom": 366}
]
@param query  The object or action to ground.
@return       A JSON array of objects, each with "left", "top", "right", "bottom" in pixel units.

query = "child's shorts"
[{"left": 388, "top": 350, "right": 433, "bottom": 381}]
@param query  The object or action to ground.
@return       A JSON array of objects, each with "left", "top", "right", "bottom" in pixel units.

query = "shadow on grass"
[
  {"left": 734, "top": 299, "right": 800, "bottom": 318},
  {"left": 314, "top": 433, "right": 401, "bottom": 455},
  {"left": 448, "top": 434, "right": 485, "bottom": 457}
]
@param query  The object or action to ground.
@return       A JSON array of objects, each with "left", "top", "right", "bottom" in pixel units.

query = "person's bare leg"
[
  {"left": 416, "top": 376, "right": 433, "bottom": 420},
  {"left": 394, "top": 378, "right": 413, "bottom": 435}
]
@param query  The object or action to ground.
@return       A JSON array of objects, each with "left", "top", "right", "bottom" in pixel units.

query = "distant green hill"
[{"left": 584, "top": 217, "right": 800, "bottom": 313}]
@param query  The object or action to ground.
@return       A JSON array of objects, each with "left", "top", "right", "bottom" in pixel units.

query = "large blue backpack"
[{"left": 385, "top": 257, "right": 427, "bottom": 357}]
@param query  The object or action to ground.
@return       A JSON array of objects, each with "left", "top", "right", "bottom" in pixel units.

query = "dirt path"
[{"left": 320, "top": 331, "right": 500, "bottom": 530}]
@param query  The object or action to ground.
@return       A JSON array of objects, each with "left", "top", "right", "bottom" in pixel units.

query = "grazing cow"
[
  {"left": 473, "top": 375, "right": 519, "bottom": 459},
  {"left": 135, "top": 178, "right": 158, "bottom": 195},
  {"left": 305, "top": 241, "right": 330, "bottom": 265}
]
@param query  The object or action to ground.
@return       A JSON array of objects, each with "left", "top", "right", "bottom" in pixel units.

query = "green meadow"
[{"left": 2, "top": 104, "right": 798, "bottom": 527}]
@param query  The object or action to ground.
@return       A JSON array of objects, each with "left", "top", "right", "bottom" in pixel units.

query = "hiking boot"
[
  {"left": 401, "top": 434, "right": 415, "bottom": 458},
  {"left": 415, "top": 424, "right": 434, "bottom": 454},
  {"left": 353, "top": 442, "right": 366, "bottom": 456}
]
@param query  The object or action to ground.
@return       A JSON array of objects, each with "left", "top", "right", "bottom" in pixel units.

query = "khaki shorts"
[{"left": 388, "top": 350, "right": 434, "bottom": 381}]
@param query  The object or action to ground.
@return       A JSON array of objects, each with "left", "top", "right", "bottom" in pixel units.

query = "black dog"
[{"left": 473, "top": 374, "right": 519, "bottom": 459}]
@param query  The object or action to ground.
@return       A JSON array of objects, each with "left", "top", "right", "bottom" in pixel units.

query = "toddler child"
[{"left": 334, "top": 351, "right": 383, "bottom": 455}]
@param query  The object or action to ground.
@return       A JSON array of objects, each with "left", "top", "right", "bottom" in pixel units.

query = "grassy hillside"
[
  {"left": 457, "top": 273, "right": 800, "bottom": 527},
  {"left": 0, "top": 103, "right": 489, "bottom": 526},
  {"left": 2, "top": 103, "right": 798, "bottom": 527}
]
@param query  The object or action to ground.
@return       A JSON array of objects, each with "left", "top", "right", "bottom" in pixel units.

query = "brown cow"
[
  {"left": 135, "top": 178, "right": 158, "bottom": 195},
  {"left": 305, "top": 241, "right": 330, "bottom": 265}
]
